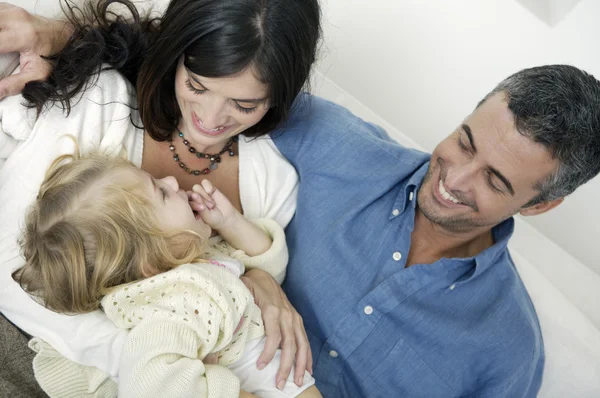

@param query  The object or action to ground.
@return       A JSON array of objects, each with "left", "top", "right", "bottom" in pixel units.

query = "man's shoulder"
[
  {"left": 276, "top": 93, "right": 393, "bottom": 143},
  {"left": 273, "top": 93, "right": 430, "bottom": 167}
]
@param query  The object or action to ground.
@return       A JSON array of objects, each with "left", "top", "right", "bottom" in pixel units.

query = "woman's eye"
[
  {"left": 185, "top": 80, "right": 206, "bottom": 95},
  {"left": 235, "top": 103, "right": 258, "bottom": 114}
]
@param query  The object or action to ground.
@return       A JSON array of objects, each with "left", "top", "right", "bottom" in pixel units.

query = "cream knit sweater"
[{"left": 30, "top": 218, "right": 286, "bottom": 398}]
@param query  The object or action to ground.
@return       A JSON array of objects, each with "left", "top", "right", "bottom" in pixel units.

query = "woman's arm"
[{"left": 241, "top": 269, "right": 313, "bottom": 390}]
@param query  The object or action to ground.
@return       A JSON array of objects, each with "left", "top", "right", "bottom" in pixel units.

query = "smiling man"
[{"left": 272, "top": 65, "right": 600, "bottom": 397}]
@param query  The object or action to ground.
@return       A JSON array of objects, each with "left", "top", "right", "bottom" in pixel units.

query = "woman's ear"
[{"left": 519, "top": 197, "right": 564, "bottom": 217}]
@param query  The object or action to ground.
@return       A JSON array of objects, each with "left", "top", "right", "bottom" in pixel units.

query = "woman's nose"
[{"left": 197, "top": 97, "right": 228, "bottom": 129}]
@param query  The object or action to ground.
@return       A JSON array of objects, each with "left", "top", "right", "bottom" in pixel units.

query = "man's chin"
[{"left": 419, "top": 203, "right": 477, "bottom": 232}]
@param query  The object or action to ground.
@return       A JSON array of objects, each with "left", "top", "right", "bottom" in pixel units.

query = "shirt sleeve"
[
  {"left": 28, "top": 338, "right": 118, "bottom": 398},
  {"left": 0, "top": 128, "right": 18, "bottom": 169},
  {"left": 0, "top": 91, "right": 36, "bottom": 169}
]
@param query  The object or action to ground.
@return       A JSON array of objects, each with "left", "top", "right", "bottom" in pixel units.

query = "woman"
[{"left": 0, "top": 0, "right": 320, "bottom": 391}]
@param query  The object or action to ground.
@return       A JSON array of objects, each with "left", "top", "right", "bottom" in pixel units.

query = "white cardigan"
[{"left": 0, "top": 69, "right": 298, "bottom": 378}]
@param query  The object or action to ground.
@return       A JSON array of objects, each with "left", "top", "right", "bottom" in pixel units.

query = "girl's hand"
[
  {"left": 187, "top": 180, "right": 239, "bottom": 231},
  {"left": 241, "top": 269, "right": 313, "bottom": 389}
]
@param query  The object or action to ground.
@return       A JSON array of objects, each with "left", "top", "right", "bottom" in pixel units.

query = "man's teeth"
[{"left": 439, "top": 179, "right": 462, "bottom": 204}]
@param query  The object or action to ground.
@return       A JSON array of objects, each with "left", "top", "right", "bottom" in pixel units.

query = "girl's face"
[
  {"left": 126, "top": 168, "right": 212, "bottom": 240},
  {"left": 174, "top": 57, "right": 270, "bottom": 153}
]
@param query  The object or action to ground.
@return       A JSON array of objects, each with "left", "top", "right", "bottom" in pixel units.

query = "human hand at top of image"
[{"left": 0, "top": 3, "right": 71, "bottom": 99}]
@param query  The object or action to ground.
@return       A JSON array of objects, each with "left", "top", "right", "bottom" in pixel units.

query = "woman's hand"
[
  {"left": 241, "top": 268, "right": 313, "bottom": 390},
  {"left": 240, "top": 390, "right": 259, "bottom": 398},
  {"left": 0, "top": 3, "right": 72, "bottom": 99}
]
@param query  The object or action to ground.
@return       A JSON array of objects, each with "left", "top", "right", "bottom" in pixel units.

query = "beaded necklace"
[{"left": 168, "top": 130, "right": 238, "bottom": 176}]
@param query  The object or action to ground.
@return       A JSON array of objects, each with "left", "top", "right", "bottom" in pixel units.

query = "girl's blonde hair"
[{"left": 13, "top": 151, "right": 207, "bottom": 314}]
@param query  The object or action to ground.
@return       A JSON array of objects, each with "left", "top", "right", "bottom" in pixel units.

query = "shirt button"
[
  {"left": 329, "top": 350, "right": 339, "bottom": 358},
  {"left": 364, "top": 305, "right": 374, "bottom": 315},
  {"left": 409, "top": 191, "right": 414, "bottom": 201},
  {"left": 449, "top": 284, "right": 456, "bottom": 290},
  {"left": 392, "top": 252, "right": 402, "bottom": 261},
  {"left": 392, "top": 209, "right": 400, "bottom": 217}
]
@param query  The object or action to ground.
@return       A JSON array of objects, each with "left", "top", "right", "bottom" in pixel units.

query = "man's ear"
[{"left": 519, "top": 197, "right": 564, "bottom": 217}]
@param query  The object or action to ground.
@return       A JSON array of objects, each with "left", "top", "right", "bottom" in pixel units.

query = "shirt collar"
[
  {"left": 389, "top": 161, "right": 430, "bottom": 219},
  {"left": 452, "top": 216, "right": 515, "bottom": 286}
]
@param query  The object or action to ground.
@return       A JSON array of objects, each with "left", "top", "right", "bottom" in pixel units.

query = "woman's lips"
[{"left": 192, "top": 112, "right": 232, "bottom": 136}]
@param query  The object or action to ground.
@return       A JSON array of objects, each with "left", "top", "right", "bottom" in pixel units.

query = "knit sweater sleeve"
[
  {"left": 118, "top": 320, "right": 239, "bottom": 398},
  {"left": 103, "top": 264, "right": 252, "bottom": 398},
  {"left": 216, "top": 218, "right": 288, "bottom": 284}
]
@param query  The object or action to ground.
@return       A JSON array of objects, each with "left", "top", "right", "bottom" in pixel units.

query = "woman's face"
[{"left": 174, "top": 57, "right": 270, "bottom": 152}]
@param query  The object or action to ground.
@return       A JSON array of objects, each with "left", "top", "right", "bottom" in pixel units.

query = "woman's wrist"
[{"left": 34, "top": 16, "right": 73, "bottom": 56}]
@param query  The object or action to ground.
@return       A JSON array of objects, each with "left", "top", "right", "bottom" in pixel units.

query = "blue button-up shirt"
[{"left": 271, "top": 95, "right": 544, "bottom": 398}]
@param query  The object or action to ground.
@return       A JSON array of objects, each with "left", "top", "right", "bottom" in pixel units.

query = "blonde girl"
[{"left": 14, "top": 152, "right": 321, "bottom": 398}]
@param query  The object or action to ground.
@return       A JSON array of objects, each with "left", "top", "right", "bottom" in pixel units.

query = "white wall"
[{"left": 315, "top": 0, "right": 600, "bottom": 273}]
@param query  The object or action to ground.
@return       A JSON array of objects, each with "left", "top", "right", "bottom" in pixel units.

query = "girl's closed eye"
[{"left": 160, "top": 187, "right": 169, "bottom": 201}]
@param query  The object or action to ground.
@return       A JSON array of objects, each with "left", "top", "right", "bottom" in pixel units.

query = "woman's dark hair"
[{"left": 23, "top": 0, "right": 322, "bottom": 139}]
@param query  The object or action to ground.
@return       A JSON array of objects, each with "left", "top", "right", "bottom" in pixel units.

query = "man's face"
[{"left": 418, "top": 92, "right": 559, "bottom": 232}]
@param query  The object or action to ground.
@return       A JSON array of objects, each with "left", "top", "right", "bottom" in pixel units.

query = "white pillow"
[{"left": 511, "top": 250, "right": 600, "bottom": 397}]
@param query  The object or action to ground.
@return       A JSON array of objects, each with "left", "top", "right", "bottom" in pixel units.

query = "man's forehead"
[
  {"left": 465, "top": 96, "right": 557, "bottom": 189},
  {"left": 470, "top": 92, "right": 515, "bottom": 127}
]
